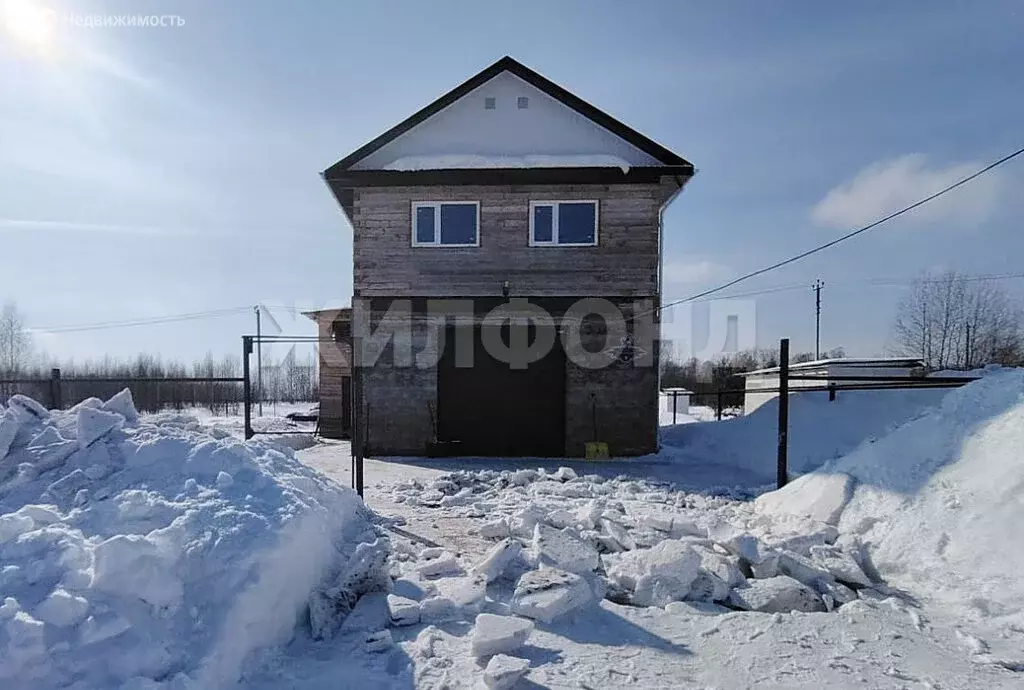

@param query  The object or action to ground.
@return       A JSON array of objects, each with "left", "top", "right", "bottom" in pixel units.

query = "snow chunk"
[
  {"left": 76, "top": 406, "right": 124, "bottom": 448},
  {"left": 7, "top": 394, "right": 49, "bottom": 423},
  {"left": 599, "top": 517, "right": 636, "bottom": 551},
  {"left": 0, "top": 597, "right": 20, "bottom": 620},
  {"left": 0, "top": 408, "right": 19, "bottom": 459},
  {"left": 483, "top": 654, "right": 531, "bottom": 690},
  {"left": 101, "top": 388, "right": 139, "bottom": 425},
  {"left": 473, "top": 538, "right": 524, "bottom": 583},
  {"left": 777, "top": 550, "right": 833, "bottom": 587},
  {"left": 386, "top": 594, "right": 420, "bottom": 626},
  {"left": 34, "top": 588, "right": 89, "bottom": 628},
  {"left": 364, "top": 629, "right": 393, "bottom": 653},
  {"left": 479, "top": 518, "right": 512, "bottom": 539},
  {"left": 419, "top": 596, "right": 459, "bottom": 623},
  {"left": 1, "top": 611, "right": 47, "bottom": 680},
  {"left": 92, "top": 534, "right": 183, "bottom": 612},
  {"left": 755, "top": 472, "right": 854, "bottom": 526},
  {"left": 471, "top": 613, "right": 534, "bottom": 658},
  {"left": 532, "top": 523, "right": 600, "bottom": 575},
  {"left": 728, "top": 575, "right": 826, "bottom": 613},
  {"left": 809, "top": 545, "right": 872, "bottom": 587},
  {"left": 604, "top": 540, "right": 702, "bottom": 607},
  {"left": 339, "top": 592, "right": 389, "bottom": 634},
  {"left": 511, "top": 568, "right": 593, "bottom": 623},
  {"left": 416, "top": 551, "right": 463, "bottom": 578},
  {"left": 216, "top": 471, "right": 234, "bottom": 489}
]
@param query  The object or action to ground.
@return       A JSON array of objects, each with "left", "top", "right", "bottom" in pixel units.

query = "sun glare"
[{"left": 2, "top": 0, "right": 57, "bottom": 55}]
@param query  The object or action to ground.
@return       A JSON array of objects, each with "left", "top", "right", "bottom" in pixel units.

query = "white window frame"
[
  {"left": 411, "top": 201, "right": 481, "bottom": 248},
  {"left": 528, "top": 200, "right": 599, "bottom": 247}
]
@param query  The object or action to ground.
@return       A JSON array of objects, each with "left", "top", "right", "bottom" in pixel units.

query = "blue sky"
[{"left": 1, "top": 0, "right": 1023, "bottom": 364}]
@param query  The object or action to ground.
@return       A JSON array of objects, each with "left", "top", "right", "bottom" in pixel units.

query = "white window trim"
[
  {"left": 411, "top": 201, "right": 481, "bottom": 248},
  {"left": 528, "top": 200, "right": 599, "bottom": 247}
]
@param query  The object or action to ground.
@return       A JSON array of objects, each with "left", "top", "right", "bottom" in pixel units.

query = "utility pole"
[
  {"left": 254, "top": 306, "right": 263, "bottom": 417},
  {"left": 812, "top": 279, "right": 824, "bottom": 360}
]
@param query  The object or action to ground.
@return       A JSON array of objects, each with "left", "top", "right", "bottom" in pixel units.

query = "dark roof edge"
[
  {"left": 323, "top": 56, "right": 693, "bottom": 175},
  {"left": 324, "top": 165, "right": 693, "bottom": 188}
]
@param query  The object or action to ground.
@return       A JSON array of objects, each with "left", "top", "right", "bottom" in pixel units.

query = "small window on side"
[
  {"left": 412, "top": 202, "right": 479, "bottom": 247},
  {"left": 484, "top": 97, "right": 496, "bottom": 110},
  {"left": 529, "top": 201, "right": 598, "bottom": 246},
  {"left": 517, "top": 96, "right": 529, "bottom": 109}
]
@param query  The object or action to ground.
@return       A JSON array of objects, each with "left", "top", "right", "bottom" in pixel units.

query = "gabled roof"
[{"left": 323, "top": 56, "right": 694, "bottom": 179}]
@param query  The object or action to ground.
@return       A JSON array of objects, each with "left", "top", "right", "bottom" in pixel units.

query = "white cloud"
[
  {"left": 812, "top": 154, "right": 1002, "bottom": 231},
  {"left": 0, "top": 218, "right": 169, "bottom": 235},
  {"left": 662, "top": 259, "right": 730, "bottom": 285}
]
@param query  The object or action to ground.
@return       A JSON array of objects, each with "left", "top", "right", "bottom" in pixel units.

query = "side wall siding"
[{"left": 352, "top": 183, "right": 669, "bottom": 297}]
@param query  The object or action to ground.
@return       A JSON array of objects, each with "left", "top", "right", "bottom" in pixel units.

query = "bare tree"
[
  {"left": 0, "top": 301, "right": 33, "bottom": 376},
  {"left": 893, "top": 271, "right": 1023, "bottom": 369}
]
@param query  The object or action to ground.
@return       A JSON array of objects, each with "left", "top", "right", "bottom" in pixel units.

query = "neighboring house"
[
  {"left": 303, "top": 308, "right": 352, "bottom": 439},
  {"left": 660, "top": 387, "right": 692, "bottom": 423},
  {"left": 322, "top": 56, "right": 694, "bottom": 457},
  {"left": 740, "top": 357, "right": 927, "bottom": 415}
]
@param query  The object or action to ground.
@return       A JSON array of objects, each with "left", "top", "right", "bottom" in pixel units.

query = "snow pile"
[
  {"left": 663, "top": 387, "right": 947, "bottom": 479},
  {"left": 0, "top": 391, "right": 374, "bottom": 689},
  {"left": 382, "top": 153, "right": 633, "bottom": 173},
  {"left": 386, "top": 467, "right": 881, "bottom": 629},
  {"left": 758, "top": 370, "right": 1024, "bottom": 627}
]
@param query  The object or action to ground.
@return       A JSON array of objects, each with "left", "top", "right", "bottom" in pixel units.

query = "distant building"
[{"left": 740, "top": 357, "right": 926, "bottom": 415}]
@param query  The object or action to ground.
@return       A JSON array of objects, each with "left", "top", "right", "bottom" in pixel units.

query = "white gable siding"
[{"left": 350, "top": 72, "right": 662, "bottom": 170}]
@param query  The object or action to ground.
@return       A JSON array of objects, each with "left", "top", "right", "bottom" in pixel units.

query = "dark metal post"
[
  {"left": 828, "top": 381, "right": 836, "bottom": 402},
  {"left": 254, "top": 306, "right": 263, "bottom": 417},
  {"left": 777, "top": 338, "right": 790, "bottom": 489},
  {"left": 242, "top": 336, "right": 253, "bottom": 440},
  {"left": 50, "top": 368, "right": 61, "bottom": 410},
  {"left": 672, "top": 391, "right": 678, "bottom": 425},
  {"left": 812, "top": 279, "right": 824, "bottom": 360},
  {"left": 716, "top": 387, "right": 723, "bottom": 421},
  {"left": 352, "top": 300, "right": 365, "bottom": 497}
]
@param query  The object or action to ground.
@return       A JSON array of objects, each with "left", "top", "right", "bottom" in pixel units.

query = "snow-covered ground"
[
  {"left": 0, "top": 393, "right": 376, "bottom": 689},
  {"left": 662, "top": 387, "right": 949, "bottom": 480},
  {"left": 4, "top": 373, "right": 1024, "bottom": 689}
]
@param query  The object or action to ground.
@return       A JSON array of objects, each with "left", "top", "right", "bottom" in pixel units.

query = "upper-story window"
[
  {"left": 529, "top": 200, "right": 599, "bottom": 247},
  {"left": 412, "top": 201, "right": 480, "bottom": 247}
]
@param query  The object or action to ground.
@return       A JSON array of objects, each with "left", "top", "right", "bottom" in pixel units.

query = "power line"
[
  {"left": 656, "top": 144, "right": 1024, "bottom": 315},
  {"left": 30, "top": 306, "right": 254, "bottom": 334}
]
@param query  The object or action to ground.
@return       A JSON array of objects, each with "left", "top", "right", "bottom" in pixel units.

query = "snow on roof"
[
  {"left": 739, "top": 357, "right": 926, "bottom": 377},
  {"left": 382, "top": 153, "right": 632, "bottom": 173}
]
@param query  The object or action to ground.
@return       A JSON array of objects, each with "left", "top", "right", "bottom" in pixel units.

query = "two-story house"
[{"left": 323, "top": 56, "right": 694, "bottom": 458}]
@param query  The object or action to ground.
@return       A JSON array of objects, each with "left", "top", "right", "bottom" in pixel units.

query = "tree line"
[
  {"left": 662, "top": 270, "right": 1024, "bottom": 408},
  {"left": 0, "top": 302, "right": 317, "bottom": 413}
]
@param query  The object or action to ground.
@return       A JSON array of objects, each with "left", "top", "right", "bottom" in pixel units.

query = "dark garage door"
[{"left": 437, "top": 324, "right": 565, "bottom": 457}]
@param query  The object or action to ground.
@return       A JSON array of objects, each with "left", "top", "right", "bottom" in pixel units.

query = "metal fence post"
[
  {"left": 777, "top": 338, "right": 790, "bottom": 489},
  {"left": 828, "top": 381, "right": 836, "bottom": 402},
  {"left": 242, "top": 336, "right": 253, "bottom": 440},
  {"left": 672, "top": 391, "right": 678, "bottom": 425},
  {"left": 50, "top": 368, "right": 62, "bottom": 410},
  {"left": 716, "top": 386, "right": 723, "bottom": 421}
]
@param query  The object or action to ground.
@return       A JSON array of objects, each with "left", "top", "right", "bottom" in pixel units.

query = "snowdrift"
[
  {"left": 0, "top": 392, "right": 372, "bottom": 689},
  {"left": 663, "top": 387, "right": 946, "bottom": 479},
  {"left": 757, "top": 369, "right": 1024, "bottom": 621}
]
